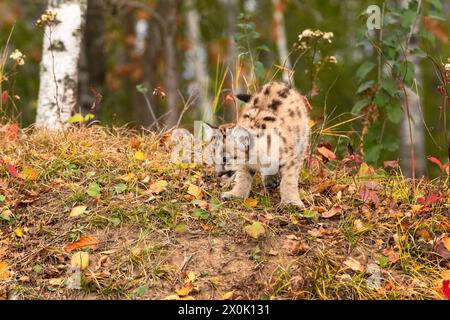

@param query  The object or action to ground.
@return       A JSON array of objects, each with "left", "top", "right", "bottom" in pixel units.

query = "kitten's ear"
[
  {"left": 229, "top": 126, "right": 253, "bottom": 150},
  {"left": 236, "top": 94, "right": 252, "bottom": 103},
  {"left": 202, "top": 122, "right": 219, "bottom": 142}
]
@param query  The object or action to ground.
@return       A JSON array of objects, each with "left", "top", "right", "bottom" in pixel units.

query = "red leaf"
[
  {"left": 1, "top": 91, "right": 7, "bottom": 105},
  {"left": 427, "top": 156, "right": 443, "bottom": 169},
  {"left": 383, "top": 160, "right": 399, "bottom": 168},
  {"left": 5, "top": 163, "right": 19, "bottom": 177},
  {"left": 5, "top": 123, "right": 19, "bottom": 142},
  {"left": 443, "top": 280, "right": 450, "bottom": 300},
  {"left": 418, "top": 194, "right": 444, "bottom": 206},
  {"left": 417, "top": 197, "right": 426, "bottom": 205}
]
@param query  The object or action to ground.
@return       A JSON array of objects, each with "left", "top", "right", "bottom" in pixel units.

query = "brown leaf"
[
  {"left": 286, "top": 240, "right": 310, "bottom": 255},
  {"left": 317, "top": 146, "right": 336, "bottom": 161},
  {"left": 312, "top": 180, "right": 335, "bottom": 194},
  {"left": 423, "top": 16, "right": 448, "bottom": 43},
  {"left": 343, "top": 257, "right": 365, "bottom": 272},
  {"left": 63, "top": 235, "right": 100, "bottom": 251},
  {"left": 321, "top": 206, "right": 342, "bottom": 218},
  {"left": 0, "top": 261, "right": 10, "bottom": 280},
  {"left": 433, "top": 234, "right": 450, "bottom": 259}
]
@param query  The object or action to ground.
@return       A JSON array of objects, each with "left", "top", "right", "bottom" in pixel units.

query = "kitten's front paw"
[
  {"left": 220, "top": 192, "right": 244, "bottom": 201},
  {"left": 280, "top": 199, "right": 306, "bottom": 209}
]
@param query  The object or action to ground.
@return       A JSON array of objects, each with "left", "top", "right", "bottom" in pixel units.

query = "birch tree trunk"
[
  {"left": 399, "top": 0, "right": 425, "bottom": 177},
  {"left": 272, "top": 0, "right": 292, "bottom": 84},
  {"left": 185, "top": 0, "right": 212, "bottom": 122},
  {"left": 36, "top": 0, "right": 88, "bottom": 129}
]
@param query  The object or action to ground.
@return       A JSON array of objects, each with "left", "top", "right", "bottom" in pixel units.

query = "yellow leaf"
[
  {"left": 19, "top": 166, "right": 39, "bottom": 181},
  {"left": 443, "top": 236, "right": 450, "bottom": 251},
  {"left": 149, "top": 180, "right": 168, "bottom": 194},
  {"left": 134, "top": 150, "right": 146, "bottom": 161},
  {"left": 222, "top": 291, "right": 234, "bottom": 300},
  {"left": 185, "top": 271, "right": 197, "bottom": 284},
  {"left": 243, "top": 198, "right": 258, "bottom": 208},
  {"left": 187, "top": 184, "right": 203, "bottom": 200},
  {"left": 14, "top": 227, "right": 23, "bottom": 237},
  {"left": 119, "top": 173, "right": 135, "bottom": 182},
  {"left": 49, "top": 278, "right": 64, "bottom": 286},
  {"left": 244, "top": 221, "right": 266, "bottom": 240},
  {"left": 71, "top": 252, "right": 90, "bottom": 270},
  {"left": 358, "top": 163, "right": 375, "bottom": 177},
  {"left": 0, "top": 261, "right": 10, "bottom": 280},
  {"left": 175, "top": 284, "right": 193, "bottom": 297},
  {"left": 69, "top": 205, "right": 87, "bottom": 218}
]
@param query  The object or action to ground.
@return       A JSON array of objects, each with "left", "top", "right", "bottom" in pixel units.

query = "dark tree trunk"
[{"left": 78, "top": 0, "right": 106, "bottom": 117}]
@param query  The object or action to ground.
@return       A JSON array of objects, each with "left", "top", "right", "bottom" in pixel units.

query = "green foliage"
[{"left": 353, "top": 0, "right": 442, "bottom": 165}]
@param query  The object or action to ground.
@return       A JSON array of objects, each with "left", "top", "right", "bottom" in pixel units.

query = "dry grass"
[{"left": 0, "top": 124, "right": 449, "bottom": 300}]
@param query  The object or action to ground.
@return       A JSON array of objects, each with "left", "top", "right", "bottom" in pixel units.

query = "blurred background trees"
[{"left": 0, "top": 0, "right": 449, "bottom": 176}]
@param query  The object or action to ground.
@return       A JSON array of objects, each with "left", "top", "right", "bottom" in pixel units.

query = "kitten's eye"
[{"left": 223, "top": 154, "right": 231, "bottom": 164}]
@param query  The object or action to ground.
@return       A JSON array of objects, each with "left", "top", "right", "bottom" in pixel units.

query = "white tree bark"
[
  {"left": 185, "top": 0, "right": 212, "bottom": 122},
  {"left": 272, "top": 0, "right": 292, "bottom": 84},
  {"left": 399, "top": 0, "right": 425, "bottom": 177},
  {"left": 36, "top": 0, "right": 87, "bottom": 129}
]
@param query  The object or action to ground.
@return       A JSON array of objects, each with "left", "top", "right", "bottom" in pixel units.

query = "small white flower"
[
  {"left": 323, "top": 32, "right": 334, "bottom": 43},
  {"left": 9, "top": 49, "right": 25, "bottom": 66},
  {"left": 327, "top": 56, "right": 338, "bottom": 64},
  {"left": 445, "top": 63, "right": 450, "bottom": 72}
]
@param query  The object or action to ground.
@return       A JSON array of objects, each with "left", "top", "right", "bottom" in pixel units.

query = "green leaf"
[
  {"left": 109, "top": 216, "right": 121, "bottom": 226},
  {"left": 244, "top": 222, "right": 266, "bottom": 240},
  {"left": 112, "top": 183, "right": 127, "bottom": 195},
  {"left": 135, "top": 285, "right": 147, "bottom": 297},
  {"left": 356, "top": 62, "right": 376, "bottom": 82},
  {"left": 386, "top": 100, "right": 403, "bottom": 124},
  {"left": 427, "top": 11, "right": 446, "bottom": 21},
  {"left": 378, "top": 256, "right": 389, "bottom": 268},
  {"left": 374, "top": 89, "right": 390, "bottom": 106},
  {"left": 352, "top": 98, "right": 371, "bottom": 114},
  {"left": 356, "top": 80, "right": 375, "bottom": 94},
  {"left": 33, "top": 264, "right": 42, "bottom": 273},
  {"left": 84, "top": 113, "right": 94, "bottom": 122},
  {"left": 426, "top": 0, "right": 442, "bottom": 10},
  {"left": 401, "top": 10, "right": 417, "bottom": 28},
  {"left": 192, "top": 208, "right": 210, "bottom": 220},
  {"left": 384, "top": 138, "right": 400, "bottom": 152},
  {"left": 381, "top": 78, "right": 397, "bottom": 97},
  {"left": 0, "top": 195, "right": 4, "bottom": 203},
  {"left": 87, "top": 182, "right": 101, "bottom": 198},
  {"left": 254, "top": 61, "right": 265, "bottom": 80},
  {"left": 136, "top": 84, "right": 148, "bottom": 94},
  {"left": 302, "top": 210, "right": 318, "bottom": 219},
  {"left": 68, "top": 113, "right": 84, "bottom": 124},
  {"left": 364, "top": 145, "right": 383, "bottom": 163}
]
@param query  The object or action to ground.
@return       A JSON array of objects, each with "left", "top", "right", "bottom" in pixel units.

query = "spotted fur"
[{"left": 205, "top": 82, "right": 310, "bottom": 207}]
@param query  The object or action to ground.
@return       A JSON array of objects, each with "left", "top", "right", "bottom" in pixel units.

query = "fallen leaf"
[
  {"left": 1, "top": 91, "right": 8, "bottom": 105},
  {"left": 354, "top": 219, "right": 365, "bottom": 232},
  {"left": 71, "top": 252, "right": 90, "bottom": 270},
  {"left": 433, "top": 235, "right": 450, "bottom": 259},
  {"left": 69, "top": 205, "right": 87, "bottom": 218},
  {"left": 49, "top": 278, "right": 64, "bottom": 286},
  {"left": 343, "top": 257, "right": 365, "bottom": 272},
  {"left": 223, "top": 291, "right": 234, "bottom": 300},
  {"left": 0, "top": 261, "right": 10, "bottom": 280},
  {"left": 134, "top": 150, "right": 146, "bottom": 161},
  {"left": 63, "top": 235, "right": 100, "bottom": 251},
  {"left": 243, "top": 198, "right": 258, "bottom": 208},
  {"left": 244, "top": 221, "right": 266, "bottom": 240},
  {"left": 443, "top": 280, "right": 450, "bottom": 300},
  {"left": 321, "top": 206, "right": 342, "bottom": 218},
  {"left": 148, "top": 180, "right": 168, "bottom": 194},
  {"left": 187, "top": 184, "right": 203, "bottom": 200},
  {"left": 417, "top": 229, "right": 432, "bottom": 240},
  {"left": 312, "top": 180, "right": 335, "bottom": 194},
  {"left": 286, "top": 241, "right": 310, "bottom": 255},
  {"left": 175, "top": 284, "right": 193, "bottom": 297},
  {"left": 14, "top": 227, "right": 23, "bottom": 237},
  {"left": 185, "top": 271, "right": 197, "bottom": 284},
  {"left": 383, "top": 160, "right": 399, "bottom": 168}
]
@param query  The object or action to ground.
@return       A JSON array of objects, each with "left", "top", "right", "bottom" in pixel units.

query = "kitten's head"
[{"left": 202, "top": 122, "right": 253, "bottom": 178}]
